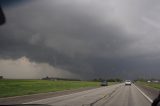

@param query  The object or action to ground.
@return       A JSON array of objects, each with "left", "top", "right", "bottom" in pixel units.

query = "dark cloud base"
[{"left": 0, "top": 0, "right": 160, "bottom": 80}]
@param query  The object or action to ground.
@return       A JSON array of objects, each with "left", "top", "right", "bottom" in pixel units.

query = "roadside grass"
[
  {"left": 0, "top": 79, "right": 120, "bottom": 98},
  {"left": 0, "top": 80, "right": 100, "bottom": 98},
  {"left": 136, "top": 81, "right": 160, "bottom": 90}
]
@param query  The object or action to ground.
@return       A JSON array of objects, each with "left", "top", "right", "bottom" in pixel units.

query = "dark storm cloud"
[
  {"left": 0, "top": 0, "right": 160, "bottom": 79},
  {"left": 0, "top": 0, "right": 30, "bottom": 7}
]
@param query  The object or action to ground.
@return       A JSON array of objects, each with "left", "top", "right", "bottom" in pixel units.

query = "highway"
[{"left": 25, "top": 84, "right": 152, "bottom": 106}]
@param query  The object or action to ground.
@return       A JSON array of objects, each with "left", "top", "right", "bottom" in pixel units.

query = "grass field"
[
  {"left": 0, "top": 79, "right": 101, "bottom": 98},
  {"left": 0, "top": 79, "right": 119, "bottom": 98},
  {"left": 137, "top": 81, "right": 160, "bottom": 90}
]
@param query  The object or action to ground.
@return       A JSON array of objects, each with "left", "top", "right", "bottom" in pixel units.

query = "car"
[
  {"left": 125, "top": 80, "right": 132, "bottom": 86},
  {"left": 101, "top": 80, "right": 108, "bottom": 86}
]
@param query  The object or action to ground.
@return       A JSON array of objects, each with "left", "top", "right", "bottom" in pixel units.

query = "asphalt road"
[{"left": 25, "top": 84, "right": 152, "bottom": 106}]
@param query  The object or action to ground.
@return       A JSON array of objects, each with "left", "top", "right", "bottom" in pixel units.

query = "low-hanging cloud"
[
  {"left": 0, "top": 0, "right": 160, "bottom": 79},
  {"left": 0, "top": 56, "right": 78, "bottom": 79}
]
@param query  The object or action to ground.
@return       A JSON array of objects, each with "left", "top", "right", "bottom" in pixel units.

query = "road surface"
[{"left": 25, "top": 84, "right": 152, "bottom": 106}]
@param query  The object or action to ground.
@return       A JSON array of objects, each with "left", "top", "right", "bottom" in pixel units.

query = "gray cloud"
[
  {"left": 0, "top": 0, "right": 160, "bottom": 79},
  {"left": 0, "top": 57, "right": 77, "bottom": 79}
]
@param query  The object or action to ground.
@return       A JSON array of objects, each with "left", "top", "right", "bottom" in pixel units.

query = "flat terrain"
[
  {"left": 135, "top": 82, "right": 160, "bottom": 100},
  {"left": 25, "top": 84, "right": 152, "bottom": 106},
  {"left": 137, "top": 81, "right": 160, "bottom": 89},
  {"left": 0, "top": 80, "right": 100, "bottom": 98}
]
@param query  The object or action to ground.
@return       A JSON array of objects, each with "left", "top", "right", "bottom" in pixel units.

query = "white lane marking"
[{"left": 133, "top": 84, "right": 153, "bottom": 103}]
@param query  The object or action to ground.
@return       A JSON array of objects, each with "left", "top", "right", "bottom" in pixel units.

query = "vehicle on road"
[
  {"left": 125, "top": 80, "right": 132, "bottom": 86},
  {"left": 101, "top": 80, "right": 108, "bottom": 86}
]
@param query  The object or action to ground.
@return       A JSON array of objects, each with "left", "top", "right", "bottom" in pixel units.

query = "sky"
[{"left": 0, "top": 0, "right": 160, "bottom": 79}]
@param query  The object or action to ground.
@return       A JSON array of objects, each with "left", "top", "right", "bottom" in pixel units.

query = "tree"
[{"left": 0, "top": 76, "right": 3, "bottom": 79}]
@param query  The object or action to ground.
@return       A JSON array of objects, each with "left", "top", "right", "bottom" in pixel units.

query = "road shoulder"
[
  {"left": 0, "top": 87, "right": 98, "bottom": 105},
  {"left": 135, "top": 83, "right": 159, "bottom": 100}
]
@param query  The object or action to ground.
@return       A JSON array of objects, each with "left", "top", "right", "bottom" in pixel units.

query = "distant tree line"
[
  {"left": 0, "top": 76, "right": 3, "bottom": 79},
  {"left": 135, "top": 78, "right": 160, "bottom": 82},
  {"left": 42, "top": 76, "right": 81, "bottom": 81}
]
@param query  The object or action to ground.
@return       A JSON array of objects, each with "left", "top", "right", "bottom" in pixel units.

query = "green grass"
[
  {"left": 0, "top": 80, "right": 100, "bottom": 98},
  {"left": 136, "top": 81, "right": 160, "bottom": 90}
]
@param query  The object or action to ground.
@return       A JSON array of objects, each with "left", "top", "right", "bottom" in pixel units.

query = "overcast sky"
[{"left": 0, "top": 0, "right": 160, "bottom": 79}]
